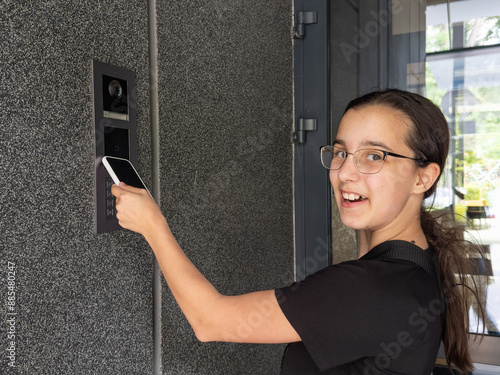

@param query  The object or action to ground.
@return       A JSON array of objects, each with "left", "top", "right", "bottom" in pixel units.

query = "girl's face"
[{"left": 330, "top": 105, "right": 422, "bottom": 232}]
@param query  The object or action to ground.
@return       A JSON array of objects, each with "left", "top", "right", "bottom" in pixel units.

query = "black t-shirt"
[{"left": 276, "top": 240, "right": 444, "bottom": 374}]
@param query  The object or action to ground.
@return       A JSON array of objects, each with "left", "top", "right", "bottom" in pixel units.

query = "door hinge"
[
  {"left": 292, "top": 118, "right": 317, "bottom": 144},
  {"left": 294, "top": 11, "right": 317, "bottom": 39}
]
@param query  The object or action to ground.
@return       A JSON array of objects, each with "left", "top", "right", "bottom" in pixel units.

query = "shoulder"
[
  {"left": 276, "top": 255, "right": 438, "bottom": 316},
  {"left": 294, "top": 255, "right": 431, "bottom": 287}
]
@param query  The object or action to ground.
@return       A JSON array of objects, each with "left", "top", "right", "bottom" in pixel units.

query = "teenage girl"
[{"left": 112, "top": 89, "right": 485, "bottom": 374}]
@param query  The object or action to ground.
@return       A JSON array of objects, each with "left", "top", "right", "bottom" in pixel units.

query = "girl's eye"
[
  {"left": 334, "top": 150, "right": 347, "bottom": 159},
  {"left": 366, "top": 152, "right": 384, "bottom": 162}
]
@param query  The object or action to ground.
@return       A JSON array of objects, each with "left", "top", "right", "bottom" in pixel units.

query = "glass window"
[
  {"left": 425, "top": 1, "right": 500, "bottom": 338},
  {"left": 426, "top": 0, "right": 500, "bottom": 52}
]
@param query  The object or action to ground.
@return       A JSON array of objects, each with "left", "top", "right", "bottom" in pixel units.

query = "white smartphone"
[{"left": 102, "top": 156, "right": 152, "bottom": 197}]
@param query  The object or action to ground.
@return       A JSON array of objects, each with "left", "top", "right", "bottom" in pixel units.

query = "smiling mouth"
[{"left": 342, "top": 192, "right": 367, "bottom": 203}]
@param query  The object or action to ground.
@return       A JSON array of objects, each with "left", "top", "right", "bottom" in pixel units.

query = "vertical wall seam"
[{"left": 147, "top": 0, "right": 162, "bottom": 374}]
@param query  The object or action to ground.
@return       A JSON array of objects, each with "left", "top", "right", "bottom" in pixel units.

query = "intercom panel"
[{"left": 92, "top": 60, "right": 137, "bottom": 233}]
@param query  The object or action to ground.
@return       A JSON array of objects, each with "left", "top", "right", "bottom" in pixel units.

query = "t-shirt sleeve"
[{"left": 275, "top": 260, "right": 428, "bottom": 371}]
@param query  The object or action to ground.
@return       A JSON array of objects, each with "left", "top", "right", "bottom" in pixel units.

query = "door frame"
[{"left": 293, "top": 0, "right": 331, "bottom": 281}]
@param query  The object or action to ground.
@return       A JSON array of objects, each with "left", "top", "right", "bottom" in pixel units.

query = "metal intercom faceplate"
[{"left": 92, "top": 60, "right": 137, "bottom": 233}]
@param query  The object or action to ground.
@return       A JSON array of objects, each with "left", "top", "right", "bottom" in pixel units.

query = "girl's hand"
[{"left": 111, "top": 182, "right": 167, "bottom": 238}]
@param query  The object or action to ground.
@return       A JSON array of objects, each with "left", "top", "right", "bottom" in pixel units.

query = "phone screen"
[{"left": 104, "top": 157, "right": 147, "bottom": 190}]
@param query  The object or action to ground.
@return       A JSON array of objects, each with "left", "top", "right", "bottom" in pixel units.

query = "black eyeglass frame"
[{"left": 320, "top": 145, "right": 427, "bottom": 174}]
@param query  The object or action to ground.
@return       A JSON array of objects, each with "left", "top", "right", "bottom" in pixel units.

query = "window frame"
[{"left": 293, "top": 0, "right": 331, "bottom": 281}]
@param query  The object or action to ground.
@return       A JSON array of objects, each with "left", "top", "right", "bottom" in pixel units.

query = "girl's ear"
[{"left": 414, "top": 162, "right": 440, "bottom": 195}]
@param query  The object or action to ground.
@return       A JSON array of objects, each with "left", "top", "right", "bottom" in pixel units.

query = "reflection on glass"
[
  {"left": 425, "top": 0, "right": 500, "bottom": 337},
  {"left": 426, "top": 0, "right": 500, "bottom": 52}
]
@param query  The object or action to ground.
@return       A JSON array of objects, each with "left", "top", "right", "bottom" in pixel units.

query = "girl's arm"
[{"left": 111, "top": 182, "right": 300, "bottom": 344}]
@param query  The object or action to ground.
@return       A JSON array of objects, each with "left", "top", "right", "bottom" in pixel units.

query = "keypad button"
[{"left": 105, "top": 178, "right": 117, "bottom": 220}]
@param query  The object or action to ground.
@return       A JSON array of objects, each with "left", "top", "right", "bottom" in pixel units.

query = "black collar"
[{"left": 360, "top": 240, "right": 437, "bottom": 276}]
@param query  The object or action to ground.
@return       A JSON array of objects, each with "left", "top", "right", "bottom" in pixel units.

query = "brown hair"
[{"left": 345, "top": 89, "right": 486, "bottom": 373}]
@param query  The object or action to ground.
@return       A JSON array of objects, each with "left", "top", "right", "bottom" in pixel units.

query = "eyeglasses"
[{"left": 320, "top": 145, "right": 426, "bottom": 174}]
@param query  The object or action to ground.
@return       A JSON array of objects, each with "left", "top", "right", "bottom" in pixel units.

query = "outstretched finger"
[{"left": 110, "top": 183, "right": 125, "bottom": 198}]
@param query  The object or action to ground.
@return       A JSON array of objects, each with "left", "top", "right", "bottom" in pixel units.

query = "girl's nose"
[{"left": 337, "top": 154, "right": 360, "bottom": 182}]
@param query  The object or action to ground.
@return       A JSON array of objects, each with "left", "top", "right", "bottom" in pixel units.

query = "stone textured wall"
[
  {"left": 0, "top": 1, "right": 153, "bottom": 373},
  {"left": 0, "top": 0, "right": 293, "bottom": 374},
  {"left": 156, "top": 1, "right": 293, "bottom": 373}
]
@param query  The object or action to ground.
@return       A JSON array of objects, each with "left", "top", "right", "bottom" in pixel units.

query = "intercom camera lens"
[{"left": 108, "top": 80, "right": 123, "bottom": 99}]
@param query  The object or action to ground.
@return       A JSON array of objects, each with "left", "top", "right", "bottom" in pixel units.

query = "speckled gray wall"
[
  {"left": 156, "top": 1, "right": 293, "bottom": 374},
  {"left": 1, "top": 0, "right": 293, "bottom": 373},
  {"left": 0, "top": 1, "right": 153, "bottom": 373}
]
